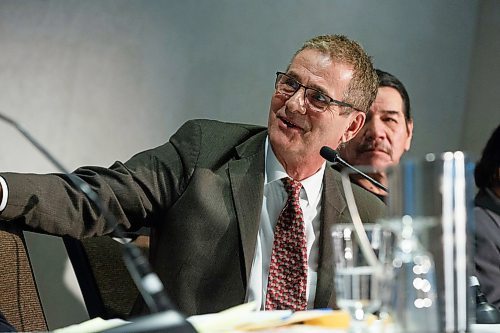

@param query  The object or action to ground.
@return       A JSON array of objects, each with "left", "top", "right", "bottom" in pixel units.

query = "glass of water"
[{"left": 332, "top": 223, "right": 394, "bottom": 331}]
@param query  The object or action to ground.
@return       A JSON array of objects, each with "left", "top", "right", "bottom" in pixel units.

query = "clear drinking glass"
[{"left": 332, "top": 223, "right": 394, "bottom": 331}]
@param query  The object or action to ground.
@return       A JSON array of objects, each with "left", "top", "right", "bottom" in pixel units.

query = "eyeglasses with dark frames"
[{"left": 274, "top": 72, "right": 362, "bottom": 113}]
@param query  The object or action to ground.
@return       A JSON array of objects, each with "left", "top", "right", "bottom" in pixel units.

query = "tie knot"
[{"left": 282, "top": 177, "right": 302, "bottom": 199}]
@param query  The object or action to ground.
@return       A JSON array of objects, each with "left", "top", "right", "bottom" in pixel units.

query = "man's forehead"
[
  {"left": 288, "top": 50, "right": 354, "bottom": 91},
  {"left": 290, "top": 49, "right": 353, "bottom": 75},
  {"left": 370, "top": 88, "right": 404, "bottom": 111},
  {"left": 366, "top": 108, "right": 411, "bottom": 128}
]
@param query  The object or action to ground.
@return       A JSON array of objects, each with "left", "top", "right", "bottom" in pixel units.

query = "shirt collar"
[{"left": 264, "top": 136, "right": 325, "bottom": 203}]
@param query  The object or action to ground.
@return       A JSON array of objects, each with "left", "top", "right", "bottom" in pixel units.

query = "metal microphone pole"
[{"left": 320, "top": 146, "right": 388, "bottom": 193}]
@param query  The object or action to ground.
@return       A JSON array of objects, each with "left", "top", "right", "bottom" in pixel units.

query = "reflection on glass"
[
  {"left": 384, "top": 215, "right": 439, "bottom": 332},
  {"left": 332, "top": 223, "right": 394, "bottom": 332}
]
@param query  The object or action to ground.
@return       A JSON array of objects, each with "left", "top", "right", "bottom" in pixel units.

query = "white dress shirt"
[{"left": 246, "top": 137, "right": 325, "bottom": 310}]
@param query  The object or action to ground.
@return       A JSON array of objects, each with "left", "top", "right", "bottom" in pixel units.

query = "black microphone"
[
  {"left": 470, "top": 276, "right": 500, "bottom": 324},
  {"left": 320, "top": 146, "right": 388, "bottom": 193},
  {"left": 0, "top": 112, "right": 197, "bottom": 332}
]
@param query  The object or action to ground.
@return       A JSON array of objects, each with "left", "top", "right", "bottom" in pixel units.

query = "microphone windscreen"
[{"left": 320, "top": 146, "right": 339, "bottom": 163}]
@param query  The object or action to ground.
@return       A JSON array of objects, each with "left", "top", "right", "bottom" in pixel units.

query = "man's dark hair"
[
  {"left": 474, "top": 124, "right": 500, "bottom": 189},
  {"left": 376, "top": 69, "right": 411, "bottom": 121}
]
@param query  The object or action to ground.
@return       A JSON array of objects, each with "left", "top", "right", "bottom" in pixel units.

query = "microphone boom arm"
[{"left": 320, "top": 146, "right": 389, "bottom": 193}]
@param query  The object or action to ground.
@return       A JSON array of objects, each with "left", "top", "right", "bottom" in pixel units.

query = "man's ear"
[
  {"left": 404, "top": 119, "right": 414, "bottom": 151},
  {"left": 342, "top": 112, "right": 366, "bottom": 143}
]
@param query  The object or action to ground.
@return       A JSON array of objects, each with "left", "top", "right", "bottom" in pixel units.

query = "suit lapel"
[
  {"left": 229, "top": 140, "right": 351, "bottom": 305},
  {"left": 314, "top": 166, "right": 349, "bottom": 308},
  {"left": 229, "top": 132, "right": 266, "bottom": 284}
]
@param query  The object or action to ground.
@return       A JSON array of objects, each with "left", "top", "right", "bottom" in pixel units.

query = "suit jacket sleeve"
[{"left": 0, "top": 120, "right": 207, "bottom": 238}]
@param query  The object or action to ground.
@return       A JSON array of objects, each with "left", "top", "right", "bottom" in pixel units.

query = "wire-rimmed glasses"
[{"left": 274, "top": 72, "right": 362, "bottom": 113}]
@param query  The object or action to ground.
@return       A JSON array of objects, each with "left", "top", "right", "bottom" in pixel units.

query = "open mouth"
[{"left": 279, "top": 116, "right": 301, "bottom": 130}]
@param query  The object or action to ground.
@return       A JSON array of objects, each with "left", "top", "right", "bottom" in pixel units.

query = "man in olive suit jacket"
[{"left": 0, "top": 35, "right": 385, "bottom": 316}]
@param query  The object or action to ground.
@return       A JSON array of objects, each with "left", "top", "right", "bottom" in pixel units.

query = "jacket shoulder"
[
  {"left": 329, "top": 168, "right": 387, "bottom": 223},
  {"left": 351, "top": 182, "right": 387, "bottom": 222},
  {"left": 171, "top": 119, "right": 267, "bottom": 167},
  {"left": 178, "top": 119, "right": 265, "bottom": 138}
]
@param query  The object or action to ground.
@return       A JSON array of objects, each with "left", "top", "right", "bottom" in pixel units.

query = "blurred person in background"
[
  {"left": 474, "top": 124, "right": 500, "bottom": 309},
  {"left": 339, "top": 69, "right": 413, "bottom": 201}
]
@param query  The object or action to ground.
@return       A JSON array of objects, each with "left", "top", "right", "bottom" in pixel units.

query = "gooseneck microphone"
[
  {"left": 0, "top": 112, "right": 196, "bottom": 332},
  {"left": 320, "top": 146, "right": 388, "bottom": 193}
]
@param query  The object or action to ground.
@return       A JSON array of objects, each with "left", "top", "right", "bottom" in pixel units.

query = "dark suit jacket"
[
  {"left": 1, "top": 119, "right": 386, "bottom": 316},
  {"left": 474, "top": 189, "right": 500, "bottom": 308}
]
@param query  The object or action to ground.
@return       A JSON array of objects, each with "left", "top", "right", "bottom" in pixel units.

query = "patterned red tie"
[{"left": 265, "top": 177, "right": 308, "bottom": 311}]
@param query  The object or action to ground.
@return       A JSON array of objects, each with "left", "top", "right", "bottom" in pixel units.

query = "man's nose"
[
  {"left": 364, "top": 118, "right": 387, "bottom": 140},
  {"left": 285, "top": 87, "right": 307, "bottom": 115}
]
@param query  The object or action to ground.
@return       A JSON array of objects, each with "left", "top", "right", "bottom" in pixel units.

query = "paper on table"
[
  {"left": 52, "top": 317, "right": 129, "bottom": 333},
  {"left": 237, "top": 309, "right": 349, "bottom": 331},
  {"left": 187, "top": 301, "right": 290, "bottom": 332},
  {"left": 187, "top": 302, "right": 348, "bottom": 332},
  {"left": 52, "top": 304, "right": 349, "bottom": 333}
]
